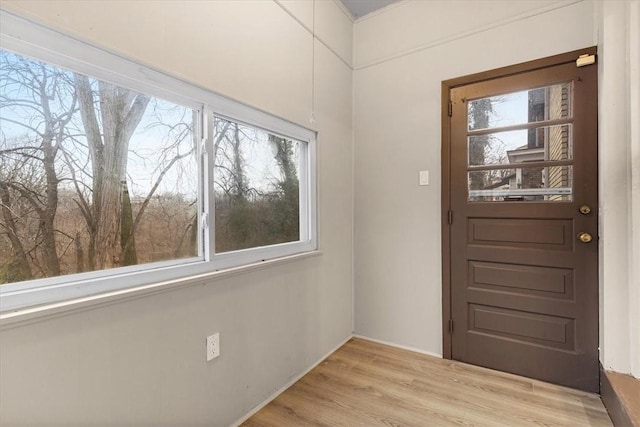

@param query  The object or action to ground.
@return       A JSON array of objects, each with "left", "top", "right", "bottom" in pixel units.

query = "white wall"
[
  {"left": 0, "top": 1, "right": 354, "bottom": 425},
  {"left": 354, "top": 0, "right": 596, "bottom": 356},
  {"left": 598, "top": 0, "right": 640, "bottom": 378},
  {"left": 629, "top": 0, "right": 640, "bottom": 380}
]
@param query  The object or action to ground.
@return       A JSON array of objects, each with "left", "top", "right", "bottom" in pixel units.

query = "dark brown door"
[{"left": 446, "top": 50, "right": 598, "bottom": 392}]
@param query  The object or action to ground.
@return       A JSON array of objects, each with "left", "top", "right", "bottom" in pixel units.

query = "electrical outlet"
[{"left": 206, "top": 332, "right": 220, "bottom": 361}]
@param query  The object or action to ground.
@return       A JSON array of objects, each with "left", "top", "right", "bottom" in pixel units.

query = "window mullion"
[
  {"left": 299, "top": 142, "right": 309, "bottom": 242},
  {"left": 202, "top": 107, "right": 216, "bottom": 261},
  {"left": 307, "top": 136, "right": 318, "bottom": 249}
]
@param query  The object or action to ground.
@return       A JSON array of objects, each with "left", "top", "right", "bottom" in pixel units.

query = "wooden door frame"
[{"left": 440, "top": 47, "right": 598, "bottom": 359}]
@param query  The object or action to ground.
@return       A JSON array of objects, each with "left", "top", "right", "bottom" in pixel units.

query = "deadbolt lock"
[
  {"left": 577, "top": 232, "right": 593, "bottom": 243},
  {"left": 579, "top": 205, "right": 592, "bottom": 215}
]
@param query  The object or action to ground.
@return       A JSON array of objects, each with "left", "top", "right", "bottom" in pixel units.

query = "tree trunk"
[
  {"left": 40, "top": 130, "right": 61, "bottom": 276},
  {"left": 270, "top": 135, "right": 298, "bottom": 187},
  {"left": 0, "top": 183, "right": 32, "bottom": 281},
  {"left": 120, "top": 180, "right": 137, "bottom": 266},
  {"left": 269, "top": 135, "right": 299, "bottom": 240},
  {"left": 231, "top": 123, "right": 247, "bottom": 200},
  {"left": 74, "top": 74, "right": 103, "bottom": 270},
  {"left": 74, "top": 75, "right": 149, "bottom": 269},
  {"left": 75, "top": 232, "right": 85, "bottom": 273}
]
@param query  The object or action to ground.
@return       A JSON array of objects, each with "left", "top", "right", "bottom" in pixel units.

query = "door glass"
[
  {"left": 467, "top": 82, "right": 574, "bottom": 202},
  {"left": 468, "top": 124, "right": 573, "bottom": 166},
  {"left": 468, "top": 83, "right": 572, "bottom": 131},
  {"left": 468, "top": 166, "right": 573, "bottom": 202}
]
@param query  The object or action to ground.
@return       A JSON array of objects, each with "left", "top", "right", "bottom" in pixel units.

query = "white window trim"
[{"left": 0, "top": 10, "right": 318, "bottom": 315}]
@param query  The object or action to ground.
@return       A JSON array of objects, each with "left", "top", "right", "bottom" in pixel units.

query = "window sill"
[{"left": 0, "top": 250, "right": 321, "bottom": 330}]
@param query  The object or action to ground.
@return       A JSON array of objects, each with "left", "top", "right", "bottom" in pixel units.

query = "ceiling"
[{"left": 340, "top": 0, "right": 398, "bottom": 19}]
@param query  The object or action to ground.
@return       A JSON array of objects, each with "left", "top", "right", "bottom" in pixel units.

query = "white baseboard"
[
  {"left": 230, "top": 334, "right": 353, "bottom": 427},
  {"left": 352, "top": 334, "right": 443, "bottom": 359}
]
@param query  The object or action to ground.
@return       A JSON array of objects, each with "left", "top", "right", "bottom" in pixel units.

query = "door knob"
[
  {"left": 579, "top": 205, "right": 591, "bottom": 215},
  {"left": 577, "top": 232, "right": 593, "bottom": 243}
]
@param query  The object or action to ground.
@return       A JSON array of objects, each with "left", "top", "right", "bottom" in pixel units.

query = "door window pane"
[
  {"left": 468, "top": 124, "right": 573, "bottom": 166},
  {"left": 468, "top": 83, "right": 572, "bottom": 131},
  {"left": 213, "top": 117, "right": 300, "bottom": 253},
  {"left": 468, "top": 166, "right": 573, "bottom": 202}
]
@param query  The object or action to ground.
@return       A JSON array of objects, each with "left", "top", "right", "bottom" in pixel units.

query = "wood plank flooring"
[{"left": 242, "top": 338, "right": 612, "bottom": 426}]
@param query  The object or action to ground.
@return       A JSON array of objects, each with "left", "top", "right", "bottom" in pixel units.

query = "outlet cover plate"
[{"left": 206, "top": 332, "right": 220, "bottom": 361}]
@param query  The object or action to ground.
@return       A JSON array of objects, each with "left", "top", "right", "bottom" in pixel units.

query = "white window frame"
[{"left": 0, "top": 10, "right": 317, "bottom": 314}]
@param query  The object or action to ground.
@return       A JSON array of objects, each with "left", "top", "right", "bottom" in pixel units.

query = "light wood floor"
[{"left": 242, "top": 338, "right": 612, "bottom": 426}]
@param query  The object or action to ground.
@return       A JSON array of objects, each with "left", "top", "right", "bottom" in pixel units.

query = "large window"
[{"left": 0, "top": 12, "right": 317, "bottom": 313}]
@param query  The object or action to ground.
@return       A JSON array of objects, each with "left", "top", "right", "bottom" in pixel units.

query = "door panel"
[
  {"left": 468, "top": 218, "right": 573, "bottom": 248},
  {"left": 469, "top": 261, "right": 574, "bottom": 297},
  {"left": 447, "top": 53, "right": 598, "bottom": 392},
  {"left": 468, "top": 304, "right": 575, "bottom": 349}
]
